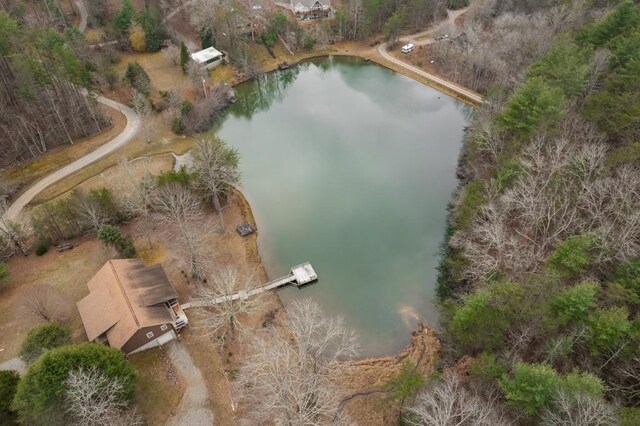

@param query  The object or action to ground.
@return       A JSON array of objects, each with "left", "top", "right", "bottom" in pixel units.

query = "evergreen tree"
[
  {"left": 139, "top": 5, "right": 164, "bottom": 52},
  {"left": 13, "top": 343, "right": 135, "bottom": 425},
  {"left": 180, "top": 41, "right": 189, "bottom": 73},
  {"left": 19, "top": 323, "right": 71, "bottom": 364},
  {"left": 97, "top": 225, "right": 136, "bottom": 258},
  {"left": 124, "top": 61, "right": 151, "bottom": 95},
  {"left": 113, "top": 0, "right": 136, "bottom": 38},
  {"left": 383, "top": 10, "right": 403, "bottom": 47}
]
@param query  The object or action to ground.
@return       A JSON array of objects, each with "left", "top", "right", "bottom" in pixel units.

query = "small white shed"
[{"left": 190, "top": 47, "right": 224, "bottom": 70}]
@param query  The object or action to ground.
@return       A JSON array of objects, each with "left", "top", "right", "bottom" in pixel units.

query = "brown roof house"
[{"left": 77, "top": 259, "right": 189, "bottom": 355}]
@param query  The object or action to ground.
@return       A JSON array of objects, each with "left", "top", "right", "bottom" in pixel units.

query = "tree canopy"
[{"left": 13, "top": 343, "right": 135, "bottom": 425}]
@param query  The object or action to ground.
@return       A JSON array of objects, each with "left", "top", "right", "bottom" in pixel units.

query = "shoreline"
[
  {"left": 231, "top": 186, "right": 440, "bottom": 359},
  {"left": 235, "top": 47, "right": 483, "bottom": 107},
  {"left": 227, "top": 55, "right": 455, "bottom": 362}
]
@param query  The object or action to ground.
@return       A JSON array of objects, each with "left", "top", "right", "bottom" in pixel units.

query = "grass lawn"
[{"left": 129, "top": 347, "right": 182, "bottom": 425}]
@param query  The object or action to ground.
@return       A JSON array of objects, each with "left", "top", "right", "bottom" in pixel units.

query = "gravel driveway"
[{"left": 166, "top": 341, "right": 214, "bottom": 426}]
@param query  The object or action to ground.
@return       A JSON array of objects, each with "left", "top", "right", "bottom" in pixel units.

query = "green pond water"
[{"left": 216, "top": 57, "right": 472, "bottom": 355}]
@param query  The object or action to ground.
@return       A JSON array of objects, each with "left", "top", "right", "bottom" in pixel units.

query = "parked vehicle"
[{"left": 401, "top": 43, "right": 415, "bottom": 53}]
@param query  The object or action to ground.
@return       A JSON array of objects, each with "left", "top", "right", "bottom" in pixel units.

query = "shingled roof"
[{"left": 77, "top": 259, "right": 178, "bottom": 350}]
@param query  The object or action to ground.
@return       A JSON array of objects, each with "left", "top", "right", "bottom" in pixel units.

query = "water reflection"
[
  {"left": 217, "top": 57, "right": 471, "bottom": 355},
  {"left": 230, "top": 65, "right": 305, "bottom": 119}
]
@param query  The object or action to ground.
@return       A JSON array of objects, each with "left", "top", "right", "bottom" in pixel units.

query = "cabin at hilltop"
[
  {"left": 77, "top": 259, "right": 188, "bottom": 355},
  {"left": 276, "top": 0, "right": 331, "bottom": 20}
]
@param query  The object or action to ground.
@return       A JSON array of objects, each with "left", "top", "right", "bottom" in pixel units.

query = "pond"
[{"left": 216, "top": 57, "right": 472, "bottom": 356}]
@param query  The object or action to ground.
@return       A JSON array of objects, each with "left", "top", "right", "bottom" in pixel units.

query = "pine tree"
[
  {"left": 139, "top": 5, "right": 164, "bottom": 52},
  {"left": 180, "top": 41, "right": 189, "bottom": 73},
  {"left": 113, "top": 0, "right": 136, "bottom": 38}
]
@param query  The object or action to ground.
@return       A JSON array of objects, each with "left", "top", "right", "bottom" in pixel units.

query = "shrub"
[
  {"left": 469, "top": 352, "right": 508, "bottom": 382},
  {"left": 497, "top": 77, "right": 565, "bottom": 138},
  {"left": 171, "top": 116, "right": 183, "bottom": 134},
  {"left": 180, "top": 41, "right": 189, "bottom": 73},
  {"left": 0, "top": 370, "right": 19, "bottom": 415},
  {"left": 549, "top": 233, "right": 595, "bottom": 277},
  {"left": 620, "top": 407, "right": 640, "bottom": 426},
  {"left": 157, "top": 165, "right": 193, "bottom": 186},
  {"left": 386, "top": 362, "right": 425, "bottom": 399},
  {"left": 303, "top": 35, "right": 316, "bottom": 50},
  {"left": 262, "top": 30, "right": 277, "bottom": 48},
  {"left": 450, "top": 288, "right": 510, "bottom": 351},
  {"left": 19, "top": 323, "right": 71, "bottom": 364},
  {"left": 124, "top": 61, "right": 151, "bottom": 95},
  {"left": 97, "top": 225, "right": 136, "bottom": 258},
  {"left": 200, "top": 27, "right": 214, "bottom": 49},
  {"left": 447, "top": 0, "right": 469, "bottom": 9},
  {"left": 35, "top": 243, "right": 48, "bottom": 256},
  {"left": 180, "top": 100, "right": 193, "bottom": 116},
  {"left": 13, "top": 343, "right": 135, "bottom": 425},
  {"left": 587, "top": 306, "right": 631, "bottom": 356},
  {"left": 454, "top": 180, "right": 485, "bottom": 229},
  {"left": 0, "top": 261, "right": 8, "bottom": 282},
  {"left": 552, "top": 281, "right": 599, "bottom": 326},
  {"left": 562, "top": 371, "right": 605, "bottom": 397},
  {"left": 499, "top": 363, "right": 561, "bottom": 416},
  {"left": 128, "top": 23, "right": 146, "bottom": 52}
]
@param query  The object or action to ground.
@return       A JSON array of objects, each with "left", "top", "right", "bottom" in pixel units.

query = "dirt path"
[
  {"left": 375, "top": 8, "right": 484, "bottom": 105},
  {"left": 1, "top": 96, "right": 140, "bottom": 225},
  {"left": 166, "top": 342, "right": 214, "bottom": 426},
  {"left": 75, "top": 0, "right": 87, "bottom": 32},
  {"left": 164, "top": 0, "right": 194, "bottom": 23}
]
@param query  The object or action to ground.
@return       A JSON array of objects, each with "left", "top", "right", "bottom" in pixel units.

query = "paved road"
[
  {"left": 0, "top": 357, "right": 26, "bottom": 374},
  {"left": 376, "top": 9, "right": 484, "bottom": 105},
  {"left": 2, "top": 96, "right": 141, "bottom": 223}
]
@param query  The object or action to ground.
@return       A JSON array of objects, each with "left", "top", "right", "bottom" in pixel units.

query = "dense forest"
[
  {"left": 0, "top": 11, "right": 110, "bottom": 167},
  {"left": 435, "top": 1, "right": 640, "bottom": 423}
]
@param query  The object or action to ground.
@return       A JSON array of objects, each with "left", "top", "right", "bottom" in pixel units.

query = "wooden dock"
[{"left": 184, "top": 262, "right": 318, "bottom": 308}]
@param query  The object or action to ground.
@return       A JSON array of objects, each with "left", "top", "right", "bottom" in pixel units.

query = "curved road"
[
  {"left": 75, "top": 0, "right": 87, "bottom": 32},
  {"left": 376, "top": 9, "right": 484, "bottom": 105},
  {"left": 3, "top": 96, "right": 141, "bottom": 223}
]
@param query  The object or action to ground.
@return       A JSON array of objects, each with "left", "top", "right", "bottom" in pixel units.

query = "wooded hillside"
[
  {"left": 436, "top": 1, "right": 640, "bottom": 423},
  {"left": 0, "top": 12, "right": 109, "bottom": 167}
]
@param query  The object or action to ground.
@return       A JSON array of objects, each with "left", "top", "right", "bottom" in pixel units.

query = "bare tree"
[
  {"left": 74, "top": 192, "right": 111, "bottom": 232},
  {"left": 152, "top": 183, "right": 210, "bottom": 284},
  {"left": 20, "top": 284, "right": 70, "bottom": 323},
  {"left": 161, "top": 43, "right": 180, "bottom": 66},
  {"left": 540, "top": 390, "right": 617, "bottom": 426},
  {"left": 116, "top": 158, "right": 156, "bottom": 218},
  {"left": 0, "top": 201, "right": 31, "bottom": 256},
  {"left": 0, "top": 178, "right": 18, "bottom": 205},
  {"left": 114, "top": 158, "right": 157, "bottom": 247},
  {"left": 451, "top": 128, "right": 640, "bottom": 285},
  {"left": 192, "top": 266, "right": 266, "bottom": 343},
  {"left": 190, "top": 0, "right": 217, "bottom": 37},
  {"left": 130, "top": 90, "right": 153, "bottom": 142},
  {"left": 405, "top": 373, "right": 509, "bottom": 426},
  {"left": 65, "top": 367, "right": 143, "bottom": 426},
  {"left": 180, "top": 88, "right": 230, "bottom": 134},
  {"left": 236, "top": 298, "right": 358, "bottom": 424},
  {"left": 190, "top": 136, "right": 241, "bottom": 231}
]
